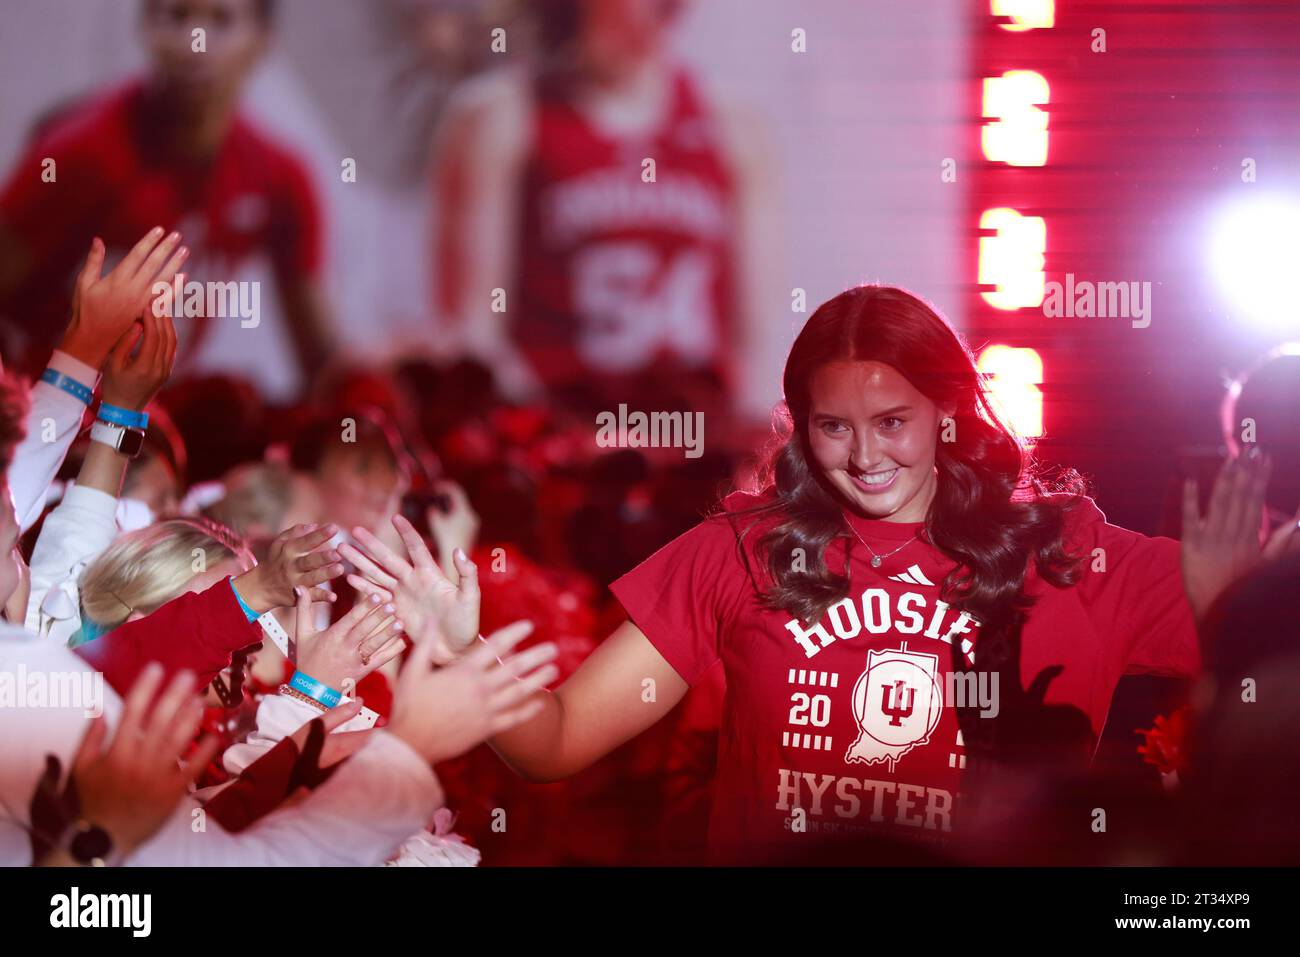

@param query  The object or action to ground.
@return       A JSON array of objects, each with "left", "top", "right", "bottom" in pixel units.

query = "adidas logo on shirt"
[{"left": 887, "top": 564, "right": 935, "bottom": 587}]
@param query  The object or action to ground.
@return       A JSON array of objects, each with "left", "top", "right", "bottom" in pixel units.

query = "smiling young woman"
[{"left": 344, "top": 284, "right": 1288, "bottom": 865}]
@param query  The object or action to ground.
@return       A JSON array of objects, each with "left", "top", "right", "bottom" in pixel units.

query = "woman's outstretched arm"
[{"left": 484, "top": 618, "right": 689, "bottom": 782}]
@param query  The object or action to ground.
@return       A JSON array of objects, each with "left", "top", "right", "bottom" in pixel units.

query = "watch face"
[
  {"left": 69, "top": 824, "right": 113, "bottom": 864},
  {"left": 118, "top": 428, "right": 145, "bottom": 458}
]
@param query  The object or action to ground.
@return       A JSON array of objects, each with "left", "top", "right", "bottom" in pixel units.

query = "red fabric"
[
  {"left": 0, "top": 79, "right": 322, "bottom": 369},
  {"left": 74, "top": 580, "right": 262, "bottom": 696},
  {"left": 202, "top": 735, "right": 300, "bottom": 833},
  {"left": 512, "top": 67, "right": 735, "bottom": 396},
  {"left": 609, "top": 490, "right": 1202, "bottom": 864}
]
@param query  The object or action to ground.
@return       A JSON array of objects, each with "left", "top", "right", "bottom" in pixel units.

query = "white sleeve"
[
  {"left": 10, "top": 351, "right": 98, "bottom": 533},
  {"left": 124, "top": 731, "right": 443, "bottom": 867},
  {"left": 25, "top": 482, "right": 119, "bottom": 641},
  {"left": 222, "top": 691, "right": 374, "bottom": 776}
]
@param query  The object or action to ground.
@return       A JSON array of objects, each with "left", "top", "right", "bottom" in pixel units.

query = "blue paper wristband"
[
  {"left": 40, "top": 368, "right": 93, "bottom": 406},
  {"left": 97, "top": 402, "right": 149, "bottom": 430},
  {"left": 227, "top": 577, "right": 261, "bottom": 623},
  {"left": 290, "top": 670, "right": 342, "bottom": 708}
]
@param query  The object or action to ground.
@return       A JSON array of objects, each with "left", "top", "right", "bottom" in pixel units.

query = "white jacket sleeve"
[
  {"left": 10, "top": 350, "right": 98, "bottom": 533},
  {"left": 25, "top": 483, "right": 119, "bottom": 642},
  {"left": 126, "top": 729, "right": 443, "bottom": 866}
]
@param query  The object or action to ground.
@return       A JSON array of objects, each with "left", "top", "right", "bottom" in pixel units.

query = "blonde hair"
[
  {"left": 205, "top": 461, "right": 293, "bottom": 539},
  {"left": 80, "top": 517, "right": 255, "bottom": 629}
]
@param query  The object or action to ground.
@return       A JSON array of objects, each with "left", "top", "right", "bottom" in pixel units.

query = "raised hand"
[
  {"left": 233, "top": 523, "right": 345, "bottom": 614},
  {"left": 293, "top": 586, "right": 406, "bottom": 692},
  {"left": 70, "top": 663, "right": 219, "bottom": 859},
  {"left": 1181, "top": 448, "right": 1273, "bottom": 620},
  {"left": 100, "top": 303, "right": 179, "bottom": 411},
  {"left": 387, "top": 620, "right": 558, "bottom": 765},
  {"left": 426, "top": 479, "right": 480, "bottom": 570},
  {"left": 340, "top": 513, "right": 480, "bottom": 665},
  {"left": 60, "top": 228, "right": 189, "bottom": 370}
]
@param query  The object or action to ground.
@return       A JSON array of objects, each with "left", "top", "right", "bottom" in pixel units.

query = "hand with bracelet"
[
  {"left": 231, "top": 523, "right": 346, "bottom": 616},
  {"left": 340, "top": 513, "right": 480, "bottom": 665},
  {"left": 38, "top": 663, "right": 219, "bottom": 866},
  {"left": 292, "top": 586, "right": 406, "bottom": 699},
  {"left": 84, "top": 304, "right": 179, "bottom": 469}
]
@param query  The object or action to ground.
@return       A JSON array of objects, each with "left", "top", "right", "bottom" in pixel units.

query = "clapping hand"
[
  {"left": 100, "top": 304, "right": 179, "bottom": 412},
  {"left": 340, "top": 514, "right": 480, "bottom": 665},
  {"left": 60, "top": 228, "right": 188, "bottom": 370}
]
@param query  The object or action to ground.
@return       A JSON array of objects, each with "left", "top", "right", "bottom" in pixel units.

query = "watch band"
[{"left": 89, "top": 420, "right": 145, "bottom": 459}]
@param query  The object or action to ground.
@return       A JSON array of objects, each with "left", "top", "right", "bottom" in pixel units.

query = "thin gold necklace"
[{"left": 847, "top": 521, "right": 920, "bottom": 568}]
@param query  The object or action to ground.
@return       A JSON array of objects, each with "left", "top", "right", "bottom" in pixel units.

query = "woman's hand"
[
  {"left": 387, "top": 620, "right": 558, "bottom": 765},
  {"left": 70, "top": 663, "right": 218, "bottom": 859},
  {"left": 340, "top": 514, "right": 480, "bottom": 665},
  {"left": 100, "top": 305, "right": 179, "bottom": 411},
  {"left": 59, "top": 229, "right": 188, "bottom": 370},
  {"left": 293, "top": 587, "right": 405, "bottom": 692},
  {"left": 426, "top": 480, "right": 480, "bottom": 571},
  {"left": 233, "top": 523, "right": 344, "bottom": 613},
  {"left": 1181, "top": 448, "right": 1273, "bottom": 620}
]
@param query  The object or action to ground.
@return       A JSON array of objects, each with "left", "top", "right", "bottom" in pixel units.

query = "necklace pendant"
[{"left": 870, "top": 556, "right": 882, "bottom": 568}]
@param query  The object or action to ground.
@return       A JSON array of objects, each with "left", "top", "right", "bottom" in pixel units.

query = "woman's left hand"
[
  {"left": 1181, "top": 448, "right": 1273, "bottom": 620},
  {"left": 340, "top": 514, "right": 480, "bottom": 666}
]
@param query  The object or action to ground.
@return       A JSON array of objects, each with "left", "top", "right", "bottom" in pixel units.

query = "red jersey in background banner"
[
  {"left": 0, "top": 80, "right": 321, "bottom": 371},
  {"left": 610, "top": 490, "right": 1201, "bottom": 864},
  {"left": 513, "top": 66, "right": 735, "bottom": 400}
]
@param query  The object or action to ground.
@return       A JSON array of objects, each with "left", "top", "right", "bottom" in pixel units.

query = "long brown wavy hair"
[{"left": 732, "top": 285, "right": 1088, "bottom": 643}]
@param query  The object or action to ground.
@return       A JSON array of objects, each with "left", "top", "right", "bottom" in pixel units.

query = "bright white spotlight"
[{"left": 1209, "top": 195, "right": 1300, "bottom": 330}]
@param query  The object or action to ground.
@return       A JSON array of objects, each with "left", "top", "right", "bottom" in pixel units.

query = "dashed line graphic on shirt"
[{"left": 787, "top": 668, "right": 839, "bottom": 688}]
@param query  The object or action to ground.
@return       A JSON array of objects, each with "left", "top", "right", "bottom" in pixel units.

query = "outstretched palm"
[
  {"left": 1181, "top": 449, "right": 1277, "bottom": 621},
  {"left": 340, "top": 514, "right": 480, "bottom": 665}
]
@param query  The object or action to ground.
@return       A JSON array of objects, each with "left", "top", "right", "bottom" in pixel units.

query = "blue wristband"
[
  {"left": 97, "top": 402, "right": 149, "bottom": 430},
  {"left": 40, "top": 368, "right": 93, "bottom": 406},
  {"left": 290, "top": 670, "right": 342, "bottom": 708},
  {"left": 227, "top": 577, "right": 261, "bottom": 623}
]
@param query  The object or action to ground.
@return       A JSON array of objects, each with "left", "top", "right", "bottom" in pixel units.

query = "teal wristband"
[
  {"left": 290, "top": 670, "right": 341, "bottom": 708},
  {"left": 97, "top": 402, "right": 149, "bottom": 430},
  {"left": 227, "top": 577, "right": 260, "bottom": 623},
  {"left": 40, "top": 368, "right": 93, "bottom": 406}
]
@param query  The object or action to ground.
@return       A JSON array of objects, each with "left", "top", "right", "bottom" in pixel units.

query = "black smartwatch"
[
  {"left": 90, "top": 420, "right": 145, "bottom": 459},
  {"left": 65, "top": 819, "right": 115, "bottom": 866}
]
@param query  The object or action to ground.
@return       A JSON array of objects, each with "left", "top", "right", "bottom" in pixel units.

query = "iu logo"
[
  {"left": 880, "top": 680, "right": 915, "bottom": 726},
  {"left": 845, "top": 643, "right": 943, "bottom": 772}
]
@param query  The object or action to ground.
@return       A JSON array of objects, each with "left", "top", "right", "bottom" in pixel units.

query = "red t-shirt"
[
  {"left": 610, "top": 490, "right": 1201, "bottom": 864},
  {"left": 0, "top": 80, "right": 321, "bottom": 370}
]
